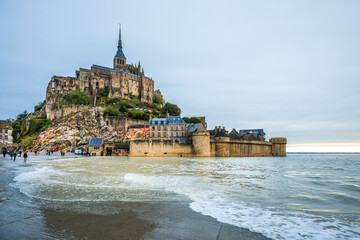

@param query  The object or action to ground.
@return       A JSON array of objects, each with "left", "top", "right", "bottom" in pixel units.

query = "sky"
[{"left": 0, "top": 0, "right": 359, "bottom": 152}]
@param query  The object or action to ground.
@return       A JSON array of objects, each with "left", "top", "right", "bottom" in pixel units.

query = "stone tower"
[
  {"left": 269, "top": 137, "right": 287, "bottom": 156},
  {"left": 113, "top": 25, "right": 127, "bottom": 70}
]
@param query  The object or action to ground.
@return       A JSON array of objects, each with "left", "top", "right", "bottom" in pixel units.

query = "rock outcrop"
[{"left": 31, "top": 107, "right": 148, "bottom": 151}]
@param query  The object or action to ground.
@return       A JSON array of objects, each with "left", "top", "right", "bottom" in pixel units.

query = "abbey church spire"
[{"left": 114, "top": 24, "right": 126, "bottom": 69}]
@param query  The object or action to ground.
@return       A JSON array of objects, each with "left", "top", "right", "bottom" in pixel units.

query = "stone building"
[
  {"left": 0, "top": 120, "right": 13, "bottom": 144},
  {"left": 88, "top": 137, "right": 103, "bottom": 156},
  {"left": 45, "top": 26, "right": 155, "bottom": 105},
  {"left": 149, "top": 116, "right": 187, "bottom": 143}
]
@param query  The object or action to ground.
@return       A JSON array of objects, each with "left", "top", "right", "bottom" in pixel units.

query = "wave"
[{"left": 124, "top": 173, "right": 360, "bottom": 240}]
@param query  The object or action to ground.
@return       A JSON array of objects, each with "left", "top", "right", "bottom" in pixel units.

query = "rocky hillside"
[{"left": 31, "top": 107, "right": 148, "bottom": 152}]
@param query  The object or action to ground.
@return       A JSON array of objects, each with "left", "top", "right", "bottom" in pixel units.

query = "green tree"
[
  {"left": 161, "top": 102, "right": 181, "bottom": 116},
  {"left": 16, "top": 110, "right": 28, "bottom": 120},
  {"left": 63, "top": 90, "right": 91, "bottom": 105},
  {"left": 183, "top": 117, "right": 202, "bottom": 124},
  {"left": 104, "top": 106, "right": 120, "bottom": 116},
  {"left": 34, "top": 101, "right": 46, "bottom": 112}
]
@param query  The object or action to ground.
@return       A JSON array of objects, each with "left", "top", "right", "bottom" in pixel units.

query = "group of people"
[
  {"left": 45, "top": 149, "right": 54, "bottom": 155},
  {"left": 1, "top": 148, "right": 28, "bottom": 163}
]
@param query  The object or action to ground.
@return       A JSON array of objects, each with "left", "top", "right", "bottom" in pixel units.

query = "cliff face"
[{"left": 31, "top": 107, "right": 148, "bottom": 151}]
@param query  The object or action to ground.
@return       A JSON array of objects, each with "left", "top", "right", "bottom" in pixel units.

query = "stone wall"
[
  {"left": 129, "top": 139, "right": 192, "bottom": 157},
  {"left": 270, "top": 137, "right": 287, "bottom": 156},
  {"left": 129, "top": 134, "right": 286, "bottom": 157},
  {"left": 104, "top": 117, "right": 148, "bottom": 132},
  {"left": 45, "top": 104, "right": 91, "bottom": 120}
]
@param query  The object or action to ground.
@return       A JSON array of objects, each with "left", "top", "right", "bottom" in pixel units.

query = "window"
[
  {"left": 181, "top": 126, "right": 184, "bottom": 130},
  {"left": 181, "top": 132, "right": 184, "bottom": 137},
  {"left": 164, "top": 132, "right": 166, "bottom": 137},
  {"left": 164, "top": 126, "right": 167, "bottom": 131},
  {"left": 152, "top": 132, "right": 155, "bottom": 137},
  {"left": 5, "top": 135, "right": 7, "bottom": 139},
  {"left": 152, "top": 127, "right": 155, "bottom": 131},
  {"left": 155, "top": 121, "right": 158, "bottom": 125},
  {"left": 158, "top": 126, "right": 161, "bottom": 131},
  {"left": 171, "top": 126, "right": 174, "bottom": 131},
  {"left": 5, "top": 130, "right": 8, "bottom": 133},
  {"left": 158, "top": 132, "right": 160, "bottom": 137},
  {"left": 0, "top": 129, "right": 2, "bottom": 133},
  {"left": 171, "top": 132, "right": 173, "bottom": 137},
  {"left": 176, "top": 132, "right": 179, "bottom": 137},
  {"left": 0, "top": 135, "right": 2, "bottom": 139},
  {"left": 176, "top": 126, "right": 178, "bottom": 131}
]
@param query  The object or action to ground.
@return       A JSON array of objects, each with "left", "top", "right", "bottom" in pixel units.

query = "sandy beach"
[{"left": 0, "top": 153, "right": 269, "bottom": 240}]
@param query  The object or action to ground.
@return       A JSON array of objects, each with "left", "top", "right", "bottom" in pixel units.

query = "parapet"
[{"left": 270, "top": 137, "right": 287, "bottom": 144}]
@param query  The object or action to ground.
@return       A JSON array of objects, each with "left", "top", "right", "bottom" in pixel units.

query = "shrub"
[
  {"left": 127, "top": 109, "right": 151, "bottom": 120},
  {"left": 96, "top": 86, "right": 109, "bottom": 102},
  {"left": 106, "top": 97, "right": 122, "bottom": 105},
  {"left": 21, "top": 135, "right": 37, "bottom": 147},
  {"left": 104, "top": 106, "right": 120, "bottom": 116},
  {"left": 29, "top": 116, "right": 50, "bottom": 135},
  {"left": 63, "top": 90, "right": 91, "bottom": 105}
]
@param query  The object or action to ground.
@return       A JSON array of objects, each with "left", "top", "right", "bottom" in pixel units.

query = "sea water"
[{"left": 10, "top": 153, "right": 360, "bottom": 239}]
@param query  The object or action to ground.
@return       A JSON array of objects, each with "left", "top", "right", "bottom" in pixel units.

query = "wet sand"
[{"left": 0, "top": 154, "right": 270, "bottom": 240}]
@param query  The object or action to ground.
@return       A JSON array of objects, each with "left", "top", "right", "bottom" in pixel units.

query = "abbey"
[{"left": 45, "top": 26, "right": 154, "bottom": 105}]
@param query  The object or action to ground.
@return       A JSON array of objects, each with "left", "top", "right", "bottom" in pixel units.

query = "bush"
[
  {"left": 63, "top": 90, "right": 91, "bottom": 105},
  {"left": 105, "top": 97, "right": 122, "bottom": 105},
  {"left": 104, "top": 106, "right": 120, "bottom": 116},
  {"left": 21, "top": 135, "right": 37, "bottom": 147},
  {"left": 127, "top": 109, "right": 151, "bottom": 120},
  {"left": 34, "top": 101, "right": 46, "bottom": 112}
]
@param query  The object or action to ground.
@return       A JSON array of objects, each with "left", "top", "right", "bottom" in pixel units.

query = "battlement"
[{"left": 270, "top": 137, "right": 287, "bottom": 144}]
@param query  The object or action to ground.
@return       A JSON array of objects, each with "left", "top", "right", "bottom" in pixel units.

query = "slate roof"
[
  {"left": 150, "top": 118, "right": 168, "bottom": 125},
  {"left": 89, "top": 138, "right": 103, "bottom": 147},
  {"left": 168, "top": 116, "right": 186, "bottom": 125},
  {"left": 115, "top": 48, "right": 126, "bottom": 59},
  {"left": 239, "top": 129, "right": 265, "bottom": 136},
  {"left": 215, "top": 128, "right": 229, "bottom": 137},
  {"left": 92, "top": 64, "right": 111, "bottom": 71},
  {"left": 186, "top": 123, "right": 202, "bottom": 133}
]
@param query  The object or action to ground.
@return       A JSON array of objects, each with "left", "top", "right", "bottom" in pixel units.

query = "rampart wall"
[
  {"left": 129, "top": 139, "right": 192, "bottom": 157},
  {"left": 129, "top": 133, "right": 287, "bottom": 157}
]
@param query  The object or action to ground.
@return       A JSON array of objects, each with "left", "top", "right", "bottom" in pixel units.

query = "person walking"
[
  {"left": 13, "top": 152, "right": 17, "bottom": 161},
  {"left": 10, "top": 151, "right": 13, "bottom": 160},
  {"left": 23, "top": 152, "right": 28, "bottom": 163},
  {"left": 2, "top": 148, "right": 6, "bottom": 158},
  {"left": 18, "top": 150, "right": 22, "bottom": 157}
]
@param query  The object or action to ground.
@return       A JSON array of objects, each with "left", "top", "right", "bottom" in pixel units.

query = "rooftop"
[{"left": 89, "top": 138, "right": 103, "bottom": 147}]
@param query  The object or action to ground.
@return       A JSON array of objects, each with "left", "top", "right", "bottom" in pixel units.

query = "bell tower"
[{"left": 113, "top": 24, "right": 126, "bottom": 70}]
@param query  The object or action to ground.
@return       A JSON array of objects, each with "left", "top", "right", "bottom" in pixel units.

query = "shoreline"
[{"left": 0, "top": 154, "right": 270, "bottom": 240}]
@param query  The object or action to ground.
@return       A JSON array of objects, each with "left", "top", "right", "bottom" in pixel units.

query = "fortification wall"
[
  {"left": 210, "top": 139, "right": 273, "bottom": 157},
  {"left": 129, "top": 139, "right": 192, "bottom": 157},
  {"left": 129, "top": 135, "right": 286, "bottom": 158}
]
